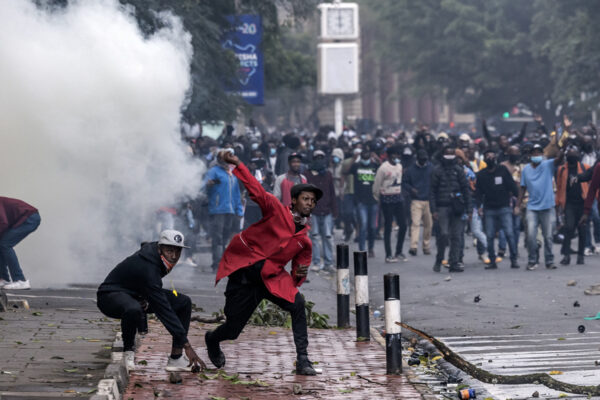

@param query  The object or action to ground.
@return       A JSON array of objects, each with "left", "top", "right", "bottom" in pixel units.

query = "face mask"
[
  {"left": 567, "top": 155, "right": 579, "bottom": 164},
  {"left": 270, "top": 148, "right": 276, "bottom": 156},
  {"left": 531, "top": 155, "right": 543, "bottom": 164},
  {"left": 443, "top": 155, "right": 456, "bottom": 161},
  {"left": 312, "top": 159, "right": 327, "bottom": 172},
  {"left": 485, "top": 158, "right": 496, "bottom": 168},
  {"left": 332, "top": 156, "right": 340, "bottom": 164},
  {"left": 508, "top": 154, "right": 520, "bottom": 164},
  {"left": 160, "top": 254, "right": 176, "bottom": 273},
  {"left": 360, "top": 158, "right": 370, "bottom": 165},
  {"left": 417, "top": 158, "right": 428, "bottom": 166},
  {"left": 393, "top": 158, "right": 401, "bottom": 165}
]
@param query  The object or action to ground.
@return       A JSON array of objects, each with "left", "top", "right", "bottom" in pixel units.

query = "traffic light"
[{"left": 502, "top": 111, "right": 510, "bottom": 119}]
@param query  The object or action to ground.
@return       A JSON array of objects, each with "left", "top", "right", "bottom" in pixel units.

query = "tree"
[
  {"left": 119, "top": 0, "right": 318, "bottom": 123},
  {"left": 361, "top": 0, "right": 553, "bottom": 116}
]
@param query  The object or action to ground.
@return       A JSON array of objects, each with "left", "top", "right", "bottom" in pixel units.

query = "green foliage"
[
  {"left": 117, "top": 0, "right": 318, "bottom": 122},
  {"left": 360, "top": 0, "right": 600, "bottom": 116},
  {"left": 249, "top": 298, "right": 330, "bottom": 329}
]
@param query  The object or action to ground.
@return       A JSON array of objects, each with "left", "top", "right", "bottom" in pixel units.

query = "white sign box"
[
  {"left": 318, "top": 3, "right": 359, "bottom": 40},
  {"left": 318, "top": 43, "right": 359, "bottom": 94}
]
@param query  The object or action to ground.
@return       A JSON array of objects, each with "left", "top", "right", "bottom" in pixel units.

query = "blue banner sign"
[{"left": 222, "top": 15, "right": 264, "bottom": 105}]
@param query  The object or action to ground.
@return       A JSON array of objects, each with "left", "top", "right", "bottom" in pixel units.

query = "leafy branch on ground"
[{"left": 249, "top": 298, "right": 330, "bottom": 329}]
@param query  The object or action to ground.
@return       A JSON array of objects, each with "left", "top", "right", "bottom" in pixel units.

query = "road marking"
[
  {"left": 5, "top": 293, "right": 96, "bottom": 301},
  {"left": 439, "top": 333, "right": 600, "bottom": 397}
]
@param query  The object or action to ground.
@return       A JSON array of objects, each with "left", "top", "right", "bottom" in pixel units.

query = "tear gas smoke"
[{"left": 0, "top": 0, "right": 204, "bottom": 285}]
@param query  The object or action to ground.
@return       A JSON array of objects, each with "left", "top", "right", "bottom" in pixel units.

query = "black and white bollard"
[
  {"left": 354, "top": 251, "right": 370, "bottom": 341},
  {"left": 384, "top": 273, "right": 402, "bottom": 374},
  {"left": 336, "top": 244, "right": 350, "bottom": 328}
]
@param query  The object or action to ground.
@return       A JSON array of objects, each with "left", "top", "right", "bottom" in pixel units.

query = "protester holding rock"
[
  {"left": 97, "top": 230, "right": 205, "bottom": 372},
  {"left": 206, "top": 150, "right": 321, "bottom": 376}
]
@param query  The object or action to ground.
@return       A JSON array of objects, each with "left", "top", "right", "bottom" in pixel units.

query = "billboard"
[{"left": 222, "top": 15, "right": 264, "bottom": 105}]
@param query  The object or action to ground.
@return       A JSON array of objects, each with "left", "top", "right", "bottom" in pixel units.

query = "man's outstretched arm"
[{"left": 220, "top": 150, "right": 275, "bottom": 214}]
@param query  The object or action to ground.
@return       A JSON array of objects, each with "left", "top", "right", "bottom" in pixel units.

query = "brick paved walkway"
[{"left": 124, "top": 320, "right": 423, "bottom": 399}]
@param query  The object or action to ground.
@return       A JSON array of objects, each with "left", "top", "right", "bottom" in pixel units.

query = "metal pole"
[
  {"left": 336, "top": 244, "right": 350, "bottom": 328},
  {"left": 354, "top": 251, "right": 369, "bottom": 341},
  {"left": 334, "top": 97, "right": 343, "bottom": 137},
  {"left": 384, "top": 273, "right": 402, "bottom": 374}
]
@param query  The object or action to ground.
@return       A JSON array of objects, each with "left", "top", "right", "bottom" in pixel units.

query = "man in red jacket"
[
  {"left": 205, "top": 151, "right": 322, "bottom": 375},
  {"left": 0, "top": 197, "right": 41, "bottom": 290}
]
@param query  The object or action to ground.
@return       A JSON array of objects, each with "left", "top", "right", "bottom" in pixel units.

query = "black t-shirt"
[
  {"left": 566, "top": 164, "right": 583, "bottom": 204},
  {"left": 350, "top": 161, "right": 378, "bottom": 204},
  {"left": 475, "top": 165, "right": 518, "bottom": 209}
]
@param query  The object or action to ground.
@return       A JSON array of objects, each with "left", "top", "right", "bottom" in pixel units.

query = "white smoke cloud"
[{"left": 0, "top": 0, "right": 204, "bottom": 285}]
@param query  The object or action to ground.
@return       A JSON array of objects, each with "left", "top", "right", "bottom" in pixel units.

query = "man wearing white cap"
[{"left": 97, "top": 230, "right": 206, "bottom": 372}]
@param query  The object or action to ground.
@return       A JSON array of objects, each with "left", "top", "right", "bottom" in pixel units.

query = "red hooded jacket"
[{"left": 215, "top": 163, "right": 312, "bottom": 303}]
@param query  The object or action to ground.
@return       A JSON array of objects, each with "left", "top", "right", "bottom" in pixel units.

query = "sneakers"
[
  {"left": 396, "top": 253, "right": 408, "bottom": 262},
  {"left": 584, "top": 247, "right": 594, "bottom": 256},
  {"left": 584, "top": 284, "right": 600, "bottom": 296},
  {"left": 479, "top": 255, "right": 491, "bottom": 264},
  {"left": 526, "top": 262, "right": 538, "bottom": 271},
  {"left": 576, "top": 255, "right": 584, "bottom": 265},
  {"left": 546, "top": 263, "right": 557, "bottom": 270},
  {"left": 368, "top": 250, "right": 375, "bottom": 258},
  {"left": 484, "top": 262, "right": 498, "bottom": 270},
  {"left": 448, "top": 265, "right": 464, "bottom": 273},
  {"left": 124, "top": 350, "right": 135, "bottom": 371},
  {"left": 495, "top": 256, "right": 503, "bottom": 263},
  {"left": 184, "top": 257, "right": 198, "bottom": 267},
  {"left": 423, "top": 248, "right": 431, "bottom": 255},
  {"left": 433, "top": 261, "right": 441, "bottom": 273},
  {"left": 165, "top": 354, "right": 193, "bottom": 372},
  {"left": 205, "top": 330, "right": 225, "bottom": 368},
  {"left": 385, "top": 256, "right": 398, "bottom": 263},
  {"left": 510, "top": 262, "right": 520, "bottom": 269},
  {"left": 310, "top": 265, "right": 322, "bottom": 272},
  {"left": 322, "top": 265, "right": 336, "bottom": 274},
  {"left": 560, "top": 255, "right": 570, "bottom": 265},
  {"left": 408, "top": 248, "right": 417, "bottom": 256},
  {"left": 296, "top": 355, "right": 317, "bottom": 375},
  {"left": 0, "top": 279, "right": 9, "bottom": 288},
  {"left": 441, "top": 259, "right": 449, "bottom": 266},
  {"left": 3, "top": 280, "right": 30, "bottom": 290},
  {"left": 498, "top": 249, "right": 506, "bottom": 258}
]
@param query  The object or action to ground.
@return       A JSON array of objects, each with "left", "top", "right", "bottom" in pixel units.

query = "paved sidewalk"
[
  {"left": 124, "top": 320, "right": 424, "bottom": 399},
  {"left": 0, "top": 296, "right": 115, "bottom": 398}
]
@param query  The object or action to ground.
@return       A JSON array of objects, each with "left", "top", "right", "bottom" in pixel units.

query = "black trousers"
[
  {"left": 435, "top": 206, "right": 463, "bottom": 266},
  {"left": 562, "top": 201, "right": 586, "bottom": 256},
  {"left": 211, "top": 263, "right": 308, "bottom": 357},
  {"left": 381, "top": 200, "right": 407, "bottom": 258},
  {"left": 97, "top": 290, "right": 191, "bottom": 351}
]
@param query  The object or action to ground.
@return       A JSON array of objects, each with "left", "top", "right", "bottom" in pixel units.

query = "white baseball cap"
[{"left": 158, "top": 230, "right": 189, "bottom": 248}]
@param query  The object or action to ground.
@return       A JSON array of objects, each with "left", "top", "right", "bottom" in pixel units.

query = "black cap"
[
  {"left": 288, "top": 152, "right": 303, "bottom": 162},
  {"left": 290, "top": 183, "right": 323, "bottom": 201},
  {"left": 483, "top": 148, "right": 496, "bottom": 155}
]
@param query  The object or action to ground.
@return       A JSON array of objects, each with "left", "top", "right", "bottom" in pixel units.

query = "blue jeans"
[
  {"left": 0, "top": 213, "right": 41, "bottom": 282},
  {"left": 498, "top": 214, "right": 521, "bottom": 252},
  {"left": 357, "top": 202, "right": 378, "bottom": 251},
  {"left": 525, "top": 208, "right": 554, "bottom": 265},
  {"left": 470, "top": 209, "right": 487, "bottom": 252},
  {"left": 585, "top": 201, "right": 600, "bottom": 248},
  {"left": 484, "top": 207, "right": 517, "bottom": 263},
  {"left": 310, "top": 214, "right": 334, "bottom": 267}
]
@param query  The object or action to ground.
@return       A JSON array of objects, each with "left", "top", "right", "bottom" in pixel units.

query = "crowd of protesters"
[{"left": 171, "top": 115, "right": 600, "bottom": 275}]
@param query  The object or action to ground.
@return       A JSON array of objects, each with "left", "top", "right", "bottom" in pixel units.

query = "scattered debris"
[
  {"left": 168, "top": 372, "right": 182, "bottom": 384},
  {"left": 567, "top": 280, "right": 577, "bottom": 287},
  {"left": 549, "top": 370, "right": 563, "bottom": 375},
  {"left": 584, "top": 312, "right": 600, "bottom": 320},
  {"left": 578, "top": 325, "right": 586, "bottom": 333},
  {"left": 473, "top": 295, "right": 481, "bottom": 303},
  {"left": 514, "top": 304, "right": 519, "bottom": 308},
  {"left": 292, "top": 383, "right": 302, "bottom": 395},
  {"left": 573, "top": 301, "right": 580, "bottom": 307},
  {"left": 532, "top": 391, "right": 539, "bottom": 398},
  {"left": 444, "top": 276, "right": 452, "bottom": 282}
]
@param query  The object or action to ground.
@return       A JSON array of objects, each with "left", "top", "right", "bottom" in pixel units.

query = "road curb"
[
  {"left": 90, "top": 332, "right": 137, "bottom": 400},
  {"left": 370, "top": 327, "right": 438, "bottom": 399}
]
